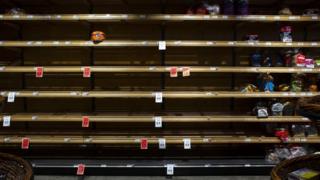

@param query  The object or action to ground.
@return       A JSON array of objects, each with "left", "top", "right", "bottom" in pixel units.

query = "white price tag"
[
  {"left": 166, "top": 164, "right": 174, "bottom": 175},
  {"left": 311, "top": 16, "right": 319, "bottom": 20},
  {"left": 210, "top": 67, "right": 217, "bottom": 71},
  {"left": 274, "top": 16, "right": 281, "bottom": 20},
  {"left": 158, "top": 41, "right": 166, "bottom": 50},
  {"left": 265, "top": 42, "right": 272, "bottom": 46},
  {"left": 183, "top": 138, "right": 191, "bottom": 149},
  {"left": 7, "top": 92, "right": 15, "bottom": 103},
  {"left": 289, "top": 16, "right": 298, "bottom": 20},
  {"left": 158, "top": 138, "right": 166, "bottom": 149},
  {"left": 72, "top": 15, "right": 79, "bottom": 19},
  {"left": 155, "top": 92, "right": 163, "bottom": 103},
  {"left": 286, "top": 42, "right": 293, "bottom": 46},
  {"left": 3, "top": 116, "right": 11, "bottom": 127},
  {"left": 245, "top": 138, "right": 252, "bottom": 142},
  {"left": 311, "top": 42, "right": 318, "bottom": 46},
  {"left": 301, "top": 138, "right": 307, "bottom": 142},
  {"left": 206, "top": 41, "right": 213, "bottom": 45},
  {"left": 32, "top": 92, "right": 39, "bottom": 96},
  {"left": 70, "top": 92, "right": 78, "bottom": 96},
  {"left": 154, "top": 116, "right": 162, "bottom": 128}
]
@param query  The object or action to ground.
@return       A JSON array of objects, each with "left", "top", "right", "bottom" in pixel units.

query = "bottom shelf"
[{"left": 30, "top": 159, "right": 274, "bottom": 176}]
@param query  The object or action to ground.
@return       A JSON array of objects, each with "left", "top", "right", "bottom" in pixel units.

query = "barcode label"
[
  {"left": 183, "top": 138, "right": 191, "bottom": 149},
  {"left": 166, "top": 164, "right": 174, "bottom": 175},
  {"left": 7, "top": 92, "right": 15, "bottom": 103},
  {"left": 158, "top": 41, "right": 166, "bottom": 50},
  {"left": 158, "top": 138, "right": 166, "bottom": 149},
  {"left": 154, "top": 116, "right": 162, "bottom": 128},
  {"left": 3, "top": 116, "right": 11, "bottom": 127},
  {"left": 155, "top": 92, "right": 163, "bottom": 103}
]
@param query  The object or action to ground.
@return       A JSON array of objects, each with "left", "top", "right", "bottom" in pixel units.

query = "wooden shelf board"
[{"left": 0, "top": 66, "right": 319, "bottom": 74}]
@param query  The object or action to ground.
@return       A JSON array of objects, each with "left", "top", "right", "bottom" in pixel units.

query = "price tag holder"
[
  {"left": 3, "top": 116, "right": 11, "bottom": 127},
  {"left": 82, "top": 67, "right": 91, "bottom": 78},
  {"left": 82, "top": 116, "right": 90, "bottom": 128},
  {"left": 170, "top": 67, "right": 178, "bottom": 77},
  {"left": 166, "top": 164, "right": 174, "bottom": 175},
  {"left": 35, "top": 67, "right": 43, "bottom": 78},
  {"left": 21, "top": 137, "right": 30, "bottom": 149},
  {"left": 158, "top": 41, "right": 166, "bottom": 50},
  {"left": 183, "top": 138, "right": 191, "bottom": 149},
  {"left": 76, "top": 164, "right": 85, "bottom": 176},
  {"left": 7, "top": 92, "right": 16, "bottom": 103},
  {"left": 159, "top": 138, "right": 166, "bottom": 149},
  {"left": 155, "top": 92, "right": 163, "bottom": 103},
  {"left": 154, "top": 116, "right": 162, "bottom": 128},
  {"left": 140, "top": 138, "right": 148, "bottom": 150},
  {"left": 182, "top": 67, "right": 190, "bottom": 77}
]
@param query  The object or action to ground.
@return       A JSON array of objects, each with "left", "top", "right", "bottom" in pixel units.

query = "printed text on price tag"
[
  {"left": 77, "top": 164, "right": 85, "bottom": 175},
  {"left": 82, "top": 116, "right": 90, "bottom": 128},
  {"left": 82, "top": 67, "right": 91, "bottom": 78},
  {"left": 21, "top": 137, "right": 30, "bottom": 149},
  {"left": 35, "top": 67, "right": 43, "bottom": 78}
]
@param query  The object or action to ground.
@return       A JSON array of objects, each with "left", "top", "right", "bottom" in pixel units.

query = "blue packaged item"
[
  {"left": 251, "top": 52, "right": 262, "bottom": 67},
  {"left": 257, "top": 74, "right": 275, "bottom": 92}
]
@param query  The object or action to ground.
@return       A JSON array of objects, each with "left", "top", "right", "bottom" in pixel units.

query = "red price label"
[
  {"left": 83, "top": 67, "right": 91, "bottom": 78},
  {"left": 140, "top": 138, "right": 148, "bottom": 150},
  {"left": 21, "top": 137, "right": 30, "bottom": 149},
  {"left": 36, "top": 67, "right": 43, "bottom": 78},
  {"left": 170, "top": 67, "right": 178, "bottom": 78},
  {"left": 76, "top": 164, "right": 85, "bottom": 175},
  {"left": 82, "top": 116, "right": 89, "bottom": 128}
]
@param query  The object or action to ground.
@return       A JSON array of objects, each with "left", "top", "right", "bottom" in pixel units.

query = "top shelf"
[{"left": 0, "top": 14, "right": 319, "bottom": 22}]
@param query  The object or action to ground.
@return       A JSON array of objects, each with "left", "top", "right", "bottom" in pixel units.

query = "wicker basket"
[
  {"left": 0, "top": 153, "right": 33, "bottom": 180},
  {"left": 271, "top": 154, "right": 320, "bottom": 180}
]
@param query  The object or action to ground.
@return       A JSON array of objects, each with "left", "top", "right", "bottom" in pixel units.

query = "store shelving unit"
[{"left": 1, "top": 0, "right": 320, "bottom": 176}]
